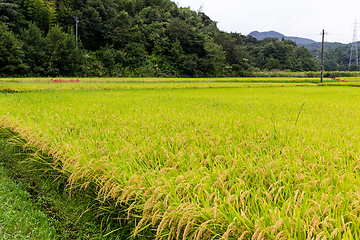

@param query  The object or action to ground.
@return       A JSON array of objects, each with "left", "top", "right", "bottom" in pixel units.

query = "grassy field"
[{"left": 1, "top": 78, "right": 360, "bottom": 239}]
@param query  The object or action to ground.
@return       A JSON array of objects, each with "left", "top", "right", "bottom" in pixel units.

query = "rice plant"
[{"left": 1, "top": 81, "right": 360, "bottom": 239}]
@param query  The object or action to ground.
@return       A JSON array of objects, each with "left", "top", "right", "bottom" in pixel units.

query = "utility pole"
[
  {"left": 74, "top": 16, "right": 79, "bottom": 48},
  {"left": 321, "top": 29, "right": 325, "bottom": 83}
]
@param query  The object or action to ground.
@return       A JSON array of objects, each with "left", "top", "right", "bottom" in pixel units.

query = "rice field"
[
  {"left": 0, "top": 77, "right": 338, "bottom": 93},
  {"left": 1, "top": 77, "right": 360, "bottom": 239}
]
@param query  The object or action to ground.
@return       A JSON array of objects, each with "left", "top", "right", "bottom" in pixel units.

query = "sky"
[{"left": 175, "top": 0, "right": 360, "bottom": 44}]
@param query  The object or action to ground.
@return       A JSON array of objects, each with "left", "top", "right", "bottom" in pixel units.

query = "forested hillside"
[
  {"left": 307, "top": 42, "right": 357, "bottom": 71},
  {"left": 0, "top": 0, "right": 319, "bottom": 77}
]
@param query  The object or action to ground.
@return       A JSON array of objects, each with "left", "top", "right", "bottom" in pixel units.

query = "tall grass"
[{"left": 1, "top": 85, "right": 360, "bottom": 239}]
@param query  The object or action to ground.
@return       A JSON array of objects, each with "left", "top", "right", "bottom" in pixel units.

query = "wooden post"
[{"left": 321, "top": 29, "right": 325, "bottom": 83}]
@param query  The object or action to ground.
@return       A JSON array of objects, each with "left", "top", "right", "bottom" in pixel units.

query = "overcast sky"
[{"left": 175, "top": 0, "right": 360, "bottom": 44}]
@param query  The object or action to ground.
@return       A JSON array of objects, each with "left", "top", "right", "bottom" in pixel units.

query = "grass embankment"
[
  {"left": 0, "top": 157, "right": 55, "bottom": 239},
  {"left": 2, "top": 78, "right": 360, "bottom": 239},
  {"left": 0, "top": 138, "right": 135, "bottom": 239}
]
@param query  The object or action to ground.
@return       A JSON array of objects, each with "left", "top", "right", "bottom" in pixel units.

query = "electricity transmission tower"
[{"left": 349, "top": 19, "right": 359, "bottom": 71}]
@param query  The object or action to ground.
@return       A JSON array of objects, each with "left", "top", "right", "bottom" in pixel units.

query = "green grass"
[
  {"left": 2, "top": 79, "right": 360, "bottom": 239},
  {"left": 0, "top": 147, "right": 56, "bottom": 239},
  {"left": 0, "top": 139, "right": 143, "bottom": 240}
]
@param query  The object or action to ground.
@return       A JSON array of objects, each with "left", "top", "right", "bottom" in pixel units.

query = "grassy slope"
[
  {"left": 0, "top": 138, "right": 138, "bottom": 240},
  {"left": 0, "top": 140, "right": 56, "bottom": 239}
]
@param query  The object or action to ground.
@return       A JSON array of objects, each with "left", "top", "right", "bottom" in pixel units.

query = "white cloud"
[{"left": 175, "top": 0, "right": 360, "bottom": 43}]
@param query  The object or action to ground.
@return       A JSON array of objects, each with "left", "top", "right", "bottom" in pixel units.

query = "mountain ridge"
[{"left": 248, "top": 30, "right": 316, "bottom": 46}]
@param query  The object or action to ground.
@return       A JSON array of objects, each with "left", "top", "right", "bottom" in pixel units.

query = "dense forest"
[
  {"left": 0, "top": 0, "right": 319, "bottom": 77},
  {"left": 308, "top": 43, "right": 359, "bottom": 71}
]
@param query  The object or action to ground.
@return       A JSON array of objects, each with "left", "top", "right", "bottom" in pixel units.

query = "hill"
[
  {"left": 248, "top": 31, "right": 316, "bottom": 46},
  {"left": 0, "top": 1, "right": 318, "bottom": 77}
]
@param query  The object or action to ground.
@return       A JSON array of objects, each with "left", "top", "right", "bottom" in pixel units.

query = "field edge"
[{"left": 0, "top": 126, "right": 148, "bottom": 239}]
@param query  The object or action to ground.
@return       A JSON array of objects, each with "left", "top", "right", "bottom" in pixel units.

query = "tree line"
[
  {"left": 0, "top": 0, "right": 319, "bottom": 77},
  {"left": 310, "top": 45, "right": 359, "bottom": 71}
]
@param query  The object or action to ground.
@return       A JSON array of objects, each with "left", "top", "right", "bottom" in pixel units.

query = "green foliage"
[
  {"left": 0, "top": 0, "right": 27, "bottom": 29},
  {"left": 202, "top": 40, "right": 226, "bottom": 77},
  {"left": 45, "top": 25, "right": 84, "bottom": 76},
  {"left": 124, "top": 42, "right": 147, "bottom": 67},
  {"left": 0, "top": 0, "right": 318, "bottom": 77},
  {"left": 21, "top": 0, "right": 56, "bottom": 27},
  {"left": 245, "top": 37, "right": 320, "bottom": 72},
  {"left": 0, "top": 23, "right": 28, "bottom": 76},
  {"left": 309, "top": 44, "right": 358, "bottom": 71},
  {"left": 18, "top": 23, "right": 84, "bottom": 76},
  {"left": 20, "top": 22, "right": 48, "bottom": 76}
]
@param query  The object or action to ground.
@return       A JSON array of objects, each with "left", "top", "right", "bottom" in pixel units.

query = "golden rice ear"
[
  {"left": 221, "top": 222, "right": 235, "bottom": 240},
  {"left": 133, "top": 217, "right": 148, "bottom": 237},
  {"left": 182, "top": 219, "right": 195, "bottom": 240},
  {"left": 193, "top": 219, "right": 214, "bottom": 240}
]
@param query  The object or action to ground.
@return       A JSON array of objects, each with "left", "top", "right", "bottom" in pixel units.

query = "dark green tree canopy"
[{"left": 0, "top": 0, "right": 318, "bottom": 77}]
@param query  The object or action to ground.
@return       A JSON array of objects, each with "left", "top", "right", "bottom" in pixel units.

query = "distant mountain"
[{"left": 248, "top": 31, "right": 316, "bottom": 46}]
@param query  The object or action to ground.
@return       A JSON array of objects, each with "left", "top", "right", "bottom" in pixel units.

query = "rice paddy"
[
  {"left": 1, "top": 77, "right": 360, "bottom": 239},
  {"left": 0, "top": 77, "right": 336, "bottom": 93}
]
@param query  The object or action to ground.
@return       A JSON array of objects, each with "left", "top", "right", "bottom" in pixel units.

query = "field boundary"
[{"left": 0, "top": 125, "right": 148, "bottom": 239}]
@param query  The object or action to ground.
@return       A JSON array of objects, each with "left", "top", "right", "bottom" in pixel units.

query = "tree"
[
  {"left": 0, "top": 23, "right": 28, "bottom": 76},
  {"left": 296, "top": 46, "right": 318, "bottom": 71},
  {"left": 214, "top": 32, "right": 250, "bottom": 76},
  {"left": 166, "top": 18, "right": 205, "bottom": 56},
  {"left": 0, "top": 0, "right": 27, "bottom": 30},
  {"left": 20, "top": 22, "right": 48, "bottom": 75},
  {"left": 0, "top": 0, "right": 319, "bottom": 77},
  {"left": 0, "top": 0, "right": 20, "bottom": 23},
  {"left": 202, "top": 40, "right": 226, "bottom": 77},
  {"left": 21, "top": 0, "right": 56, "bottom": 28},
  {"left": 45, "top": 25, "right": 84, "bottom": 76},
  {"left": 124, "top": 42, "right": 147, "bottom": 67}
]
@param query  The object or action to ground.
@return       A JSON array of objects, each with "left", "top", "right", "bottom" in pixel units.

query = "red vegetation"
[
  {"left": 331, "top": 78, "right": 346, "bottom": 82},
  {"left": 50, "top": 78, "right": 80, "bottom": 83}
]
